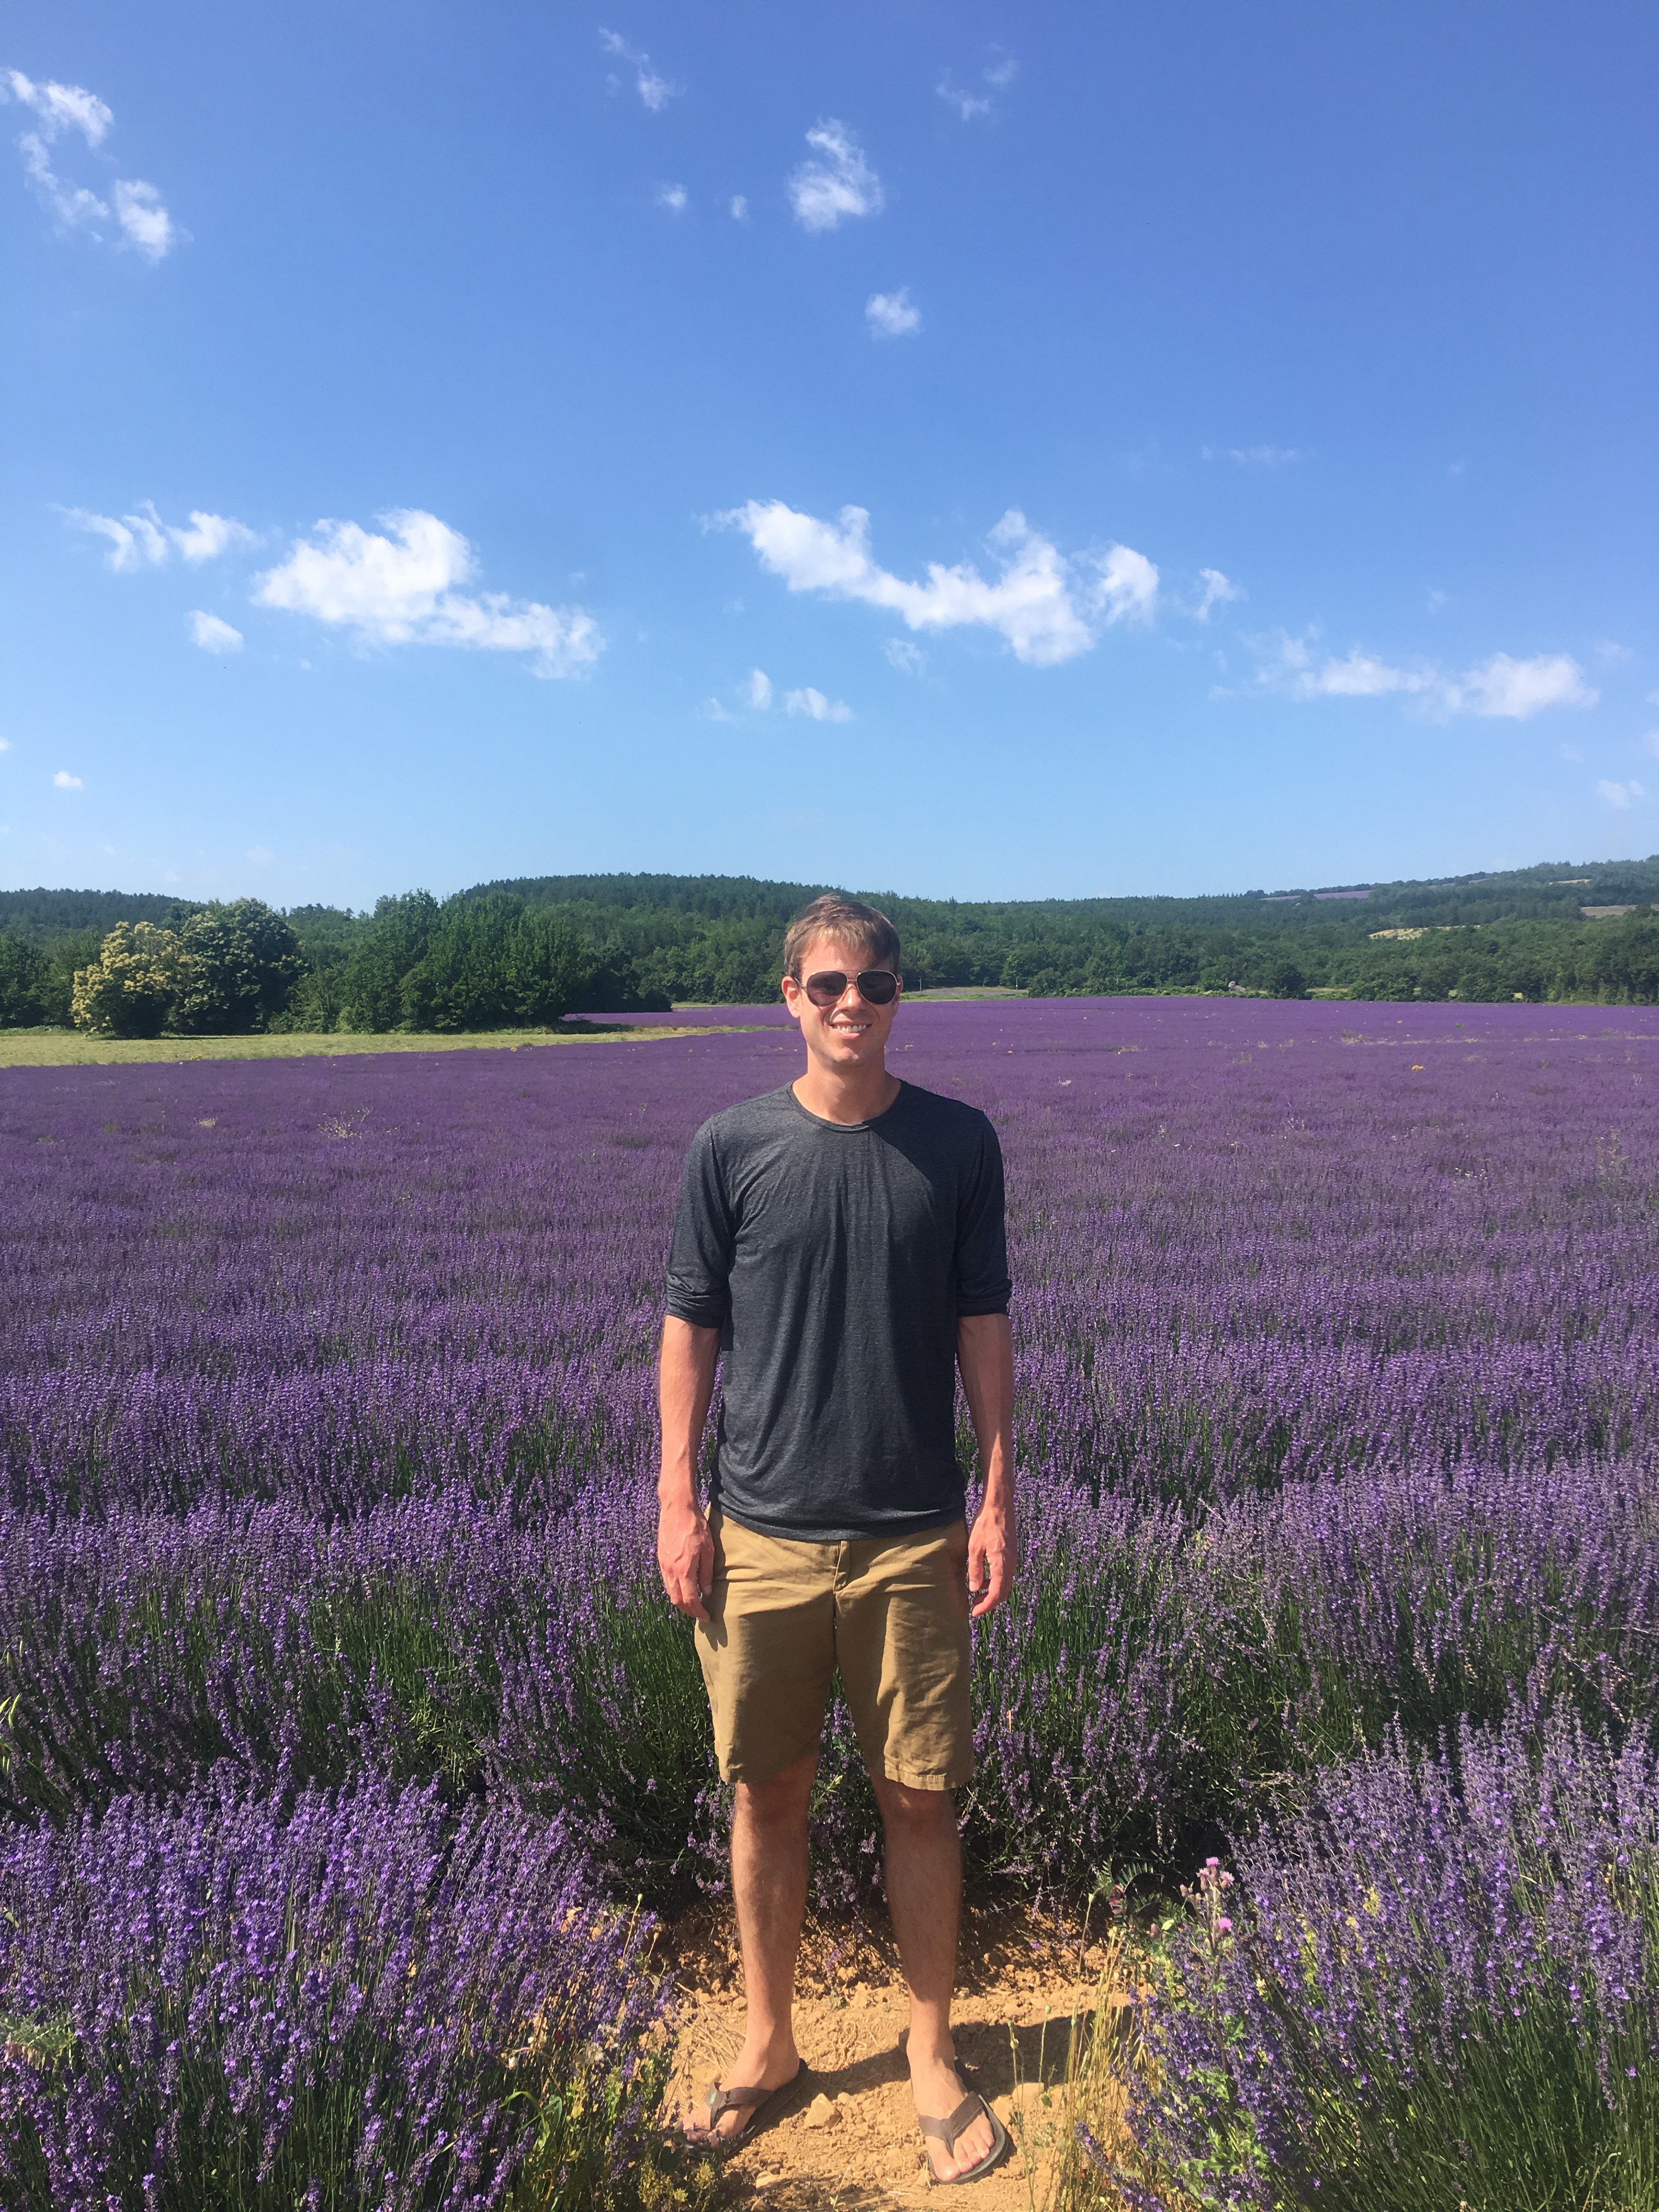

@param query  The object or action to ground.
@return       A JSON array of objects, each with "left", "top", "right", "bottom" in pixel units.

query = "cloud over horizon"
[
  {"left": 252, "top": 509, "right": 602, "bottom": 678},
  {"left": 721, "top": 500, "right": 1158, "bottom": 667},
  {"left": 1260, "top": 635, "right": 1599, "bottom": 720}
]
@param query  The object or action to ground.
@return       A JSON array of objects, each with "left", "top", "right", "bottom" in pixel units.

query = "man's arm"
[
  {"left": 957, "top": 1311, "right": 1015, "bottom": 1618},
  {"left": 657, "top": 1314, "right": 721, "bottom": 1621}
]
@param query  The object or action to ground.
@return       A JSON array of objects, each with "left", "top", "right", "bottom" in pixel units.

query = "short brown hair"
[{"left": 782, "top": 894, "right": 901, "bottom": 980}]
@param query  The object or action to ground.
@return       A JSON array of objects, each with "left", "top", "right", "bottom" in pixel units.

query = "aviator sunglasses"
[{"left": 798, "top": 967, "right": 901, "bottom": 1008}]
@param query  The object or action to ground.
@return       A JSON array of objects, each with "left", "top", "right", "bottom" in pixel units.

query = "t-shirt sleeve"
[
  {"left": 954, "top": 1116, "right": 1012, "bottom": 1316},
  {"left": 664, "top": 1121, "right": 737, "bottom": 1328}
]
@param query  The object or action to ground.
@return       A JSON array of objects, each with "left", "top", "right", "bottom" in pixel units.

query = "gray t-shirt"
[{"left": 664, "top": 1080, "right": 1011, "bottom": 1542}]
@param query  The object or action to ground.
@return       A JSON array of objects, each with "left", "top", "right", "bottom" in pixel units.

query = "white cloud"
[
  {"left": 0, "top": 735, "right": 10, "bottom": 751},
  {"left": 245, "top": 845, "right": 275, "bottom": 864},
  {"left": 729, "top": 194, "right": 748, "bottom": 221},
  {"left": 1448, "top": 653, "right": 1598, "bottom": 718},
  {"left": 866, "top": 286, "right": 921, "bottom": 338},
  {"left": 171, "top": 511, "right": 255, "bottom": 562},
  {"left": 788, "top": 120, "right": 883, "bottom": 233},
  {"left": 939, "top": 50, "right": 1017, "bottom": 116},
  {"left": 885, "top": 638, "right": 926, "bottom": 675},
  {"left": 53, "top": 770, "right": 83, "bottom": 789},
  {"left": 1094, "top": 543, "right": 1159, "bottom": 627},
  {"left": 65, "top": 506, "right": 166, "bottom": 570},
  {"left": 1259, "top": 634, "right": 1599, "bottom": 720},
  {"left": 19, "top": 131, "right": 108, "bottom": 230},
  {"left": 1599, "top": 778, "right": 1646, "bottom": 811},
  {"left": 597, "top": 30, "right": 680, "bottom": 111},
  {"left": 786, "top": 686, "right": 853, "bottom": 722},
  {"left": 1426, "top": 588, "right": 1449, "bottom": 615},
  {"left": 1223, "top": 444, "right": 1304, "bottom": 467},
  {"left": 1641, "top": 732, "right": 1659, "bottom": 758},
  {"left": 252, "top": 508, "right": 602, "bottom": 678},
  {"left": 65, "top": 503, "right": 252, "bottom": 569},
  {"left": 720, "top": 500, "right": 1156, "bottom": 668},
  {"left": 746, "top": 668, "right": 773, "bottom": 710},
  {"left": 936, "top": 77, "right": 991, "bottom": 121},
  {"left": 656, "top": 182, "right": 687, "bottom": 213},
  {"left": 1194, "top": 567, "right": 1243, "bottom": 622},
  {"left": 2, "top": 71, "right": 177, "bottom": 259},
  {"left": 111, "top": 177, "right": 173, "bottom": 261},
  {"left": 3, "top": 70, "right": 111, "bottom": 144},
  {"left": 188, "top": 610, "right": 244, "bottom": 653},
  {"left": 697, "top": 696, "right": 735, "bottom": 722}
]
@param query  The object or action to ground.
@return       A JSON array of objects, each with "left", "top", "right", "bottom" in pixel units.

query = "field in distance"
[{"left": 0, "top": 1020, "right": 765, "bottom": 1069}]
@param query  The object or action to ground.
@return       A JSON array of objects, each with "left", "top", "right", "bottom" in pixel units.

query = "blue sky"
[{"left": 1, "top": 2, "right": 1654, "bottom": 909}]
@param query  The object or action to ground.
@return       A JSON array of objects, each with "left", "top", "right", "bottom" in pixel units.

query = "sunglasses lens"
[{"left": 802, "top": 969, "right": 899, "bottom": 1007}]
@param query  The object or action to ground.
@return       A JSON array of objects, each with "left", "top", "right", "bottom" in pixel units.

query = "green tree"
[
  {"left": 0, "top": 934, "right": 55, "bottom": 1027},
  {"left": 71, "top": 922, "right": 188, "bottom": 1038},
  {"left": 399, "top": 900, "right": 603, "bottom": 1030},
  {"left": 341, "top": 892, "right": 441, "bottom": 1030},
  {"left": 171, "top": 900, "right": 305, "bottom": 1034}
]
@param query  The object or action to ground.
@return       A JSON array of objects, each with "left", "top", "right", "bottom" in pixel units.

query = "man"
[{"left": 657, "top": 894, "right": 1016, "bottom": 2186}]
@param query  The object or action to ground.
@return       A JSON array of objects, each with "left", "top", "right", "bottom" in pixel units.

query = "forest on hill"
[{"left": 3, "top": 854, "right": 1659, "bottom": 1030}]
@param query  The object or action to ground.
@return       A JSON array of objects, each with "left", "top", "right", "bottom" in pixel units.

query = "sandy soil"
[{"left": 663, "top": 1904, "right": 1128, "bottom": 2210}]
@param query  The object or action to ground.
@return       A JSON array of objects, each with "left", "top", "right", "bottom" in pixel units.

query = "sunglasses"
[{"left": 799, "top": 968, "right": 901, "bottom": 1008}]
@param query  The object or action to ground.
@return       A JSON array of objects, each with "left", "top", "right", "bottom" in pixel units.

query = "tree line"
[
  {"left": 3, "top": 855, "right": 1659, "bottom": 1032},
  {"left": 0, "top": 893, "right": 667, "bottom": 1038}
]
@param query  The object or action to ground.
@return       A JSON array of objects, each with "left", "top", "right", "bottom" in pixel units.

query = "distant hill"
[
  {"left": 464, "top": 856, "right": 1659, "bottom": 934},
  {"left": 5, "top": 854, "right": 1659, "bottom": 1009}
]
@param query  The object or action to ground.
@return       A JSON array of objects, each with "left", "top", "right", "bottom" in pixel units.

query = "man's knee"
[
  {"left": 871, "top": 1772, "right": 957, "bottom": 1832},
  {"left": 734, "top": 1752, "right": 817, "bottom": 1829}
]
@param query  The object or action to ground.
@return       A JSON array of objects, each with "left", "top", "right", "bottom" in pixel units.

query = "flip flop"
[
  {"left": 680, "top": 2059, "right": 807, "bottom": 2155},
  {"left": 917, "top": 2063, "right": 1010, "bottom": 2186}
]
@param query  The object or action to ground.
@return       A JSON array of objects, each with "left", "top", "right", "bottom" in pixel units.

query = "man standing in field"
[{"left": 657, "top": 894, "right": 1015, "bottom": 2186}]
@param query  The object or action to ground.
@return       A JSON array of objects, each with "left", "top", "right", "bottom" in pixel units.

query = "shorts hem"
[{"left": 878, "top": 1757, "right": 975, "bottom": 1792}]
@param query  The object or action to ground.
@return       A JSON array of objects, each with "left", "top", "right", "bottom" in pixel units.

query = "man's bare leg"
[
  {"left": 871, "top": 1773, "right": 997, "bottom": 2182},
  {"left": 684, "top": 1752, "right": 816, "bottom": 2143}
]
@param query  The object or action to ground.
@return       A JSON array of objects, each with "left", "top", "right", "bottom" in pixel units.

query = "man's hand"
[
  {"left": 658, "top": 1493, "right": 715, "bottom": 1622},
  {"left": 657, "top": 1316, "right": 721, "bottom": 1621},
  {"left": 967, "top": 1497, "right": 1017, "bottom": 1618}
]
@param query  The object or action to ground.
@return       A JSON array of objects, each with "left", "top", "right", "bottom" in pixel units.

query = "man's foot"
[
  {"left": 909, "top": 2045, "right": 999, "bottom": 2183},
  {"left": 680, "top": 2038, "right": 803, "bottom": 2149}
]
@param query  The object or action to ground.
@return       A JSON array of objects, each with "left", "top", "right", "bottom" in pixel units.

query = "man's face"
[{"left": 781, "top": 933, "right": 903, "bottom": 1071}]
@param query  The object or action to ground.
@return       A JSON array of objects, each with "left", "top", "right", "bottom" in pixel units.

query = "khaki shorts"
[{"left": 695, "top": 1511, "right": 974, "bottom": 1790}]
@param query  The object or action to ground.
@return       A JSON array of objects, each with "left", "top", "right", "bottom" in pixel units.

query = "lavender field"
[{"left": 3, "top": 997, "right": 1657, "bottom": 2210}]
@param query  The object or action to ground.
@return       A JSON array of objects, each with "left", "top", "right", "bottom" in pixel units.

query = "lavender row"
[
  {"left": 2, "top": 1460, "right": 1651, "bottom": 1903},
  {"left": 4, "top": 1001, "right": 1656, "bottom": 1514},
  {"left": 0, "top": 1769, "right": 668, "bottom": 2211},
  {"left": 7, "top": 1338, "right": 1656, "bottom": 1518},
  {"left": 1113, "top": 1708, "right": 1659, "bottom": 2212}
]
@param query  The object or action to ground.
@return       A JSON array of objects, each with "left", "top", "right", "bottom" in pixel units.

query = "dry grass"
[{"left": 0, "top": 1023, "right": 766, "bottom": 1069}]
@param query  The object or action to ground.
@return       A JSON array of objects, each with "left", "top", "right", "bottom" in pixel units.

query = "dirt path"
[{"left": 664, "top": 1906, "right": 1127, "bottom": 2209}]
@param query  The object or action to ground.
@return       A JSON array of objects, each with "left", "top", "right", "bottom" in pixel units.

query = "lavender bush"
[
  {"left": 0, "top": 1770, "right": 668, "bottom": 2211},
  {"left": 1113, "top": 1711, "right": 1659, "bottom": 2210},
  {"left": 1, "top": 997, "right": 1656, "bottom": 2197},
  {"left": 0, "top": 1458, "right": 1652, "bottom": 1901}
]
